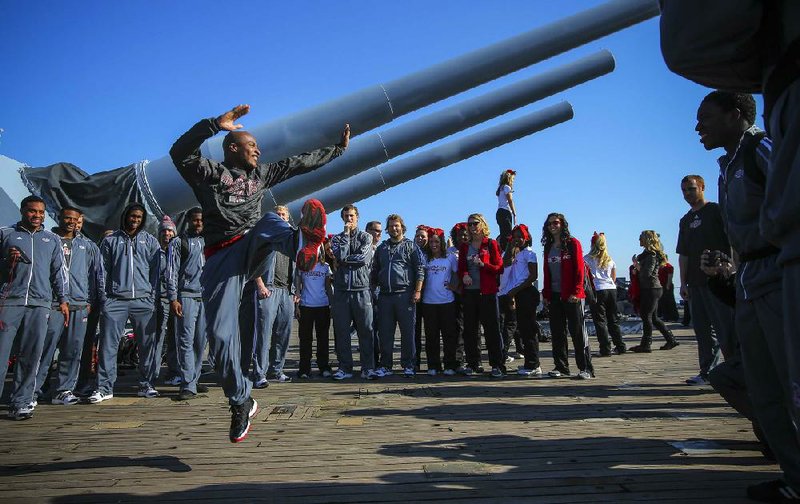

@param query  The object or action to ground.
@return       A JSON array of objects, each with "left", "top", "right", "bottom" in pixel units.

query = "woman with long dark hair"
[
  {"left": 458, "top": 213, "right": 505, "bottom": 377},
  {"left": 421, "top": 228, "right": 459, "bottom": 375},
  {"left": 504, "top": 224, "right": 542, "bottom": 376},
  {"left": 495, "top": 169, "right": 517, "bottom": 250},
  {"left": 630, "top": 231, "right": 679, "bottom": 353},
  {"left": 541, "top": 213, "right": 594, "bottom": 379}
]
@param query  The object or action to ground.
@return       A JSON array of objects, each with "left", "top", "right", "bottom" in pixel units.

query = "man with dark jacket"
[
  {"left": 89, "top": 203, "right": 161, "bottom": 403},
  {"left": 34, "top": 206, "right": 104, "bottom": 406},
  {"left": 0, "top": 196, "right": 68, "bottom": 420},
  {"left": 371, "top": 214, "right": 424, "bottom": 377},
  {"left": 169, "top": 104, "right": 348, "bottom": 442}
]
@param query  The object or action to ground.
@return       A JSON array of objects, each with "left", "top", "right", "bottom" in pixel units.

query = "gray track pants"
[
  {"left": 688, "top": 284, "right": 734, "bottom": 375},
  {"left": 378, "top": 291, "right": 416, "bottom": 370},
  {"left": 175, "top": 296, "right": 206, "bottom": 394},
  {"left": 0, "top": 305, "right": 49, "bottom": 409},
  {"left": 331, "top": 289, "right": 374, "bottom": 372},
  {"left": 35, "top": 306, "right": 89, "bottom": 396}
]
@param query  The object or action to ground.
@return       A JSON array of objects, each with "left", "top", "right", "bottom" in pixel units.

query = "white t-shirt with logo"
[
  {"left": 299, "top": 262, "right": 332, "bottom": 307},
  {"left": 584, "top": 255, "right": 616, "bottom": 291},
  {"left": 497, "top": 184, "right": 512, "bottom": 211},
  {"left": 423, "top": 255, "right": 457, "bottom": 304},
  {"left": 507, "top": 247, "right": 538, "bottom": 291}
]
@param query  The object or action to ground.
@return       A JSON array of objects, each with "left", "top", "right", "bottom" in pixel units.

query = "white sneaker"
[
  {"left": 505, "top": 355, "right": 515, "bottom": 364},
  {"left": 332, "top": 369, "right": 353, "bottom": 380},
  {"left": 685, "top": 374, "right": 710, "bottom": 386},
  {"left": 427, "top": 369, "right": 438, "bottom": 376},
  {"left": 51, "top": 390, "right": 79, "bottom": 405},
  {"left": 7, "top": 405, "right": 34, "bottom": 420},
  {"left": 548, "top": 370, "right": 562, "bottom": 378},
  {"left": 272, "top": 373, "right": 292, "bottom": 383},
  {"left": 576, "top": 370, "right": 593, "bottom": 380},
  {"left": 443, "top": 369, "right": 456, "bottom": 376},
  {"left": 88, "top": 391, "right": 113, "bottom": 404},
  {"left": 530, "top": 366, "right": 543, "bottom": 377},
  {"left": 137, "top": 386, "right": 159, "bottom": 398},
  {"left": 403, "top": 367, "right": 415, "bottom": 377},
  {"left": 253, "top": 378, "right": 269, "bottom": 389},
  {"left": 517, "top": 367, "right": 534, "bottom": 376}
]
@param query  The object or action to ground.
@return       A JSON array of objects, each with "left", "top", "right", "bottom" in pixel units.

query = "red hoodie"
[
  {"left": 542, "top": 237, "right": 585, "bottom": 302},
  {"left": 458, "top": 237, "right": 503, "bottom": 295}
]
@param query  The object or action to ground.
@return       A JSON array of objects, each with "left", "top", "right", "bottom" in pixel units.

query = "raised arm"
[{"left": 264, "top": 124, "right": 350, "bottom": 186}]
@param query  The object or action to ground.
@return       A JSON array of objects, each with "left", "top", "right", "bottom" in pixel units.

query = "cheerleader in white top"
[
  {"left": 421, "top": 228, "right": 460, "bottom": 376},
  {"left": 495, "top": 169, "right": 517, "bottom": 250}
]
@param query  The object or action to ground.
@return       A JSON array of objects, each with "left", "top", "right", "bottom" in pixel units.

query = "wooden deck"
[{"left": 0, "top": 324, "right": 779, "bottom": 503}]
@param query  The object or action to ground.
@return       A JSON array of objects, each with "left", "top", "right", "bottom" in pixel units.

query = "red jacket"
[
  {"left": 458, "top": 237, "right": 503, "bottom": 295},
  {"left": 542, "top": 237, "right": 585, "bottom": 302}
]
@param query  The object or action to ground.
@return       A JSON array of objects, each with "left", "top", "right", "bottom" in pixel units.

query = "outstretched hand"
[
  {"left": 216, "top": 104, "right": 250, "bottom": 131},
  {"left": 339, "top": 124, "right": 350, "bottom": 149}
]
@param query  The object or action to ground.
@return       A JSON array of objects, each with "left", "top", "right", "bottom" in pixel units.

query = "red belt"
[{"left": 204, "top": 234, "right": 245, "bottom": 259}]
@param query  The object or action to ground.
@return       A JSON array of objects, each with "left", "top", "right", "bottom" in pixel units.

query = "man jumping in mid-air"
[{"left": 170, "top": 104, "right": 349, "bottom": 442}]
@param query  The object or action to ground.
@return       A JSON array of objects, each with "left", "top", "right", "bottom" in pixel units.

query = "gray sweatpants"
[
  {"left": 175, "top": 296, "right": 206, "bottom": 394},
  {"left": 378, "top": 291, "right": 416, "bottom": 370},
  {"left": 688, "top": 284, "right": 735, "bottom": 375},
  {"left": 95, "top": 297, "right": 156, "bottom": 394},
  {"left": 738, "top": 290, "right": 800, "bottom": 489},
  {"left": 331, "top": 289, "right": 374, "bottom": 373},
  {"left": 35, "top": 306, "right": 89, "bottom": 397},
  {"left": 201, "top": 212, "right": 294, "bottom": 406},
  {"left": 156, "top": 298, "right": 179, "bottom": 379},
  {"left": 252, "top": 286, "right": 294, "bottom": 379},
  {"left": 0, "top": 305, "right": 49, "bottom": 409}
]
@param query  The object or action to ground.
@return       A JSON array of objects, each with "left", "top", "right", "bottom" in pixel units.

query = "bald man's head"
[{"left": 223, "top": 130, "right": 261, "bottom": 170}]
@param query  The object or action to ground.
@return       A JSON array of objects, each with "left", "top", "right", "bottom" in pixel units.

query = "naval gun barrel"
[
  {"left": 286, "top": 101, "right": 575, "bottom": 219},
  {"left": 269, "top": 51, "right": 614, "bottom": 206},
  {"left": 143, "top": 0, "right": 658, "bottom": 216}
]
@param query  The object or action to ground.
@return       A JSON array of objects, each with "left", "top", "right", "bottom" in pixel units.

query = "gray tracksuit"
[
  {"left": 371, "top": 238, "right": 425, "bottom": 370},
  {"left": 330, "top": 229, "right": 374, "bottom": 372},
  {"left": 170, "top": 117, "right": 342, "bottom": 405},
  {"left": 167, "top": 233, "right": 207, "bottom": 393},
  {"left": 36, "top": 232, "right": 104, "bottom": 397},
  {"left": 717, "top": 127, "right": 800, "bottom": 489},
  {"left": 95, "top": 204, "right": 161, "bottom": 395},
  {"left": 0, "top": 223, "right": 66, "bottom": 409}
]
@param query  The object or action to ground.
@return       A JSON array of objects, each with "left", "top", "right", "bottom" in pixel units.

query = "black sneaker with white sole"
[{"left": 229, "top": 397, "right": 259, "bottom": 443}]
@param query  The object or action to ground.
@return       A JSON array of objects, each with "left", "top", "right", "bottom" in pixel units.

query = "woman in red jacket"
[
  {"left": 458, "top": 213, "right": 505, "bottom": 377},
  {"left": 541, "top": 212, "right": 594, "bottom": 379}
]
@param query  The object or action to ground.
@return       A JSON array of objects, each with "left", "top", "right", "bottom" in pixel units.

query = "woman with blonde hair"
[
  {"left": 458, "top": 213, "right": 505, "bottom": 377},
  {"left": 584, "top": 233, "right": 626, "bottom": 356},
  {"left": 631, "top": 230, "right": 679, "bottom": 353},
  {"left": 495, "top": 169, "right": 517, "bottom": 250}
]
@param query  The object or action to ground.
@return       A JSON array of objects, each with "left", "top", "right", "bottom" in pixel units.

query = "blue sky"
[{"left": 0, "top": 1, "right": 762, "bottom": 284}]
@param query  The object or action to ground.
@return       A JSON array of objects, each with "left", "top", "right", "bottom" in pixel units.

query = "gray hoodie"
[
  {"left": 50, "top": 230, "right": 105, "bottom": 309},
  {"left": 100, "top": 203, "right": 160, "bottom": 300},
  {"left": 0, "top": 223, "right": 67, "bottom": 308},
  {"left": 166, "top": 233, "right": 205, "bottom": 301},
  {"left": 331, "top": 229, "right": 373, "bottom": 291},
  {"left": 371, "top": 238, "right": 425, "bottom": 294}
]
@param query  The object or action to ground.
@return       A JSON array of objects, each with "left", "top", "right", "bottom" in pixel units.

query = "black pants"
[
  {"left": 496, "top": 208, "right": 513, "bottom": 250},
  {"left": 454, "top": 292, "right": 465, "bottom": 364},
  {"left": 462, "top": 290, "right": 505, "bottom": 371},
  {"left": 422, "top": 302, "right": 458, "bottom": 371},
  {"left": 590, "top": 288, "right": 625, "bottom": 354},
  {"left": 75, "top": 305, "right": 101, "bottom": 393},
  {"left": 658, "top": 284, "right": 680, "bottom": 321},
  {"left": 298, "top": 305, "right": 331, "bottom": 375},
  {"left": 514, "top": 287, "right": 541, "bottom": 369},
  {"left": 639, "top": 287, "right": 672, "bottom": 346},
  {"left": 414, "top": 308, "right": 424, "bottom": 369},
  {"left": 549, "top": 294, "right": 593, "bottom": 375},
  {"left": 498, "top": 294, "right": 519, "bottom": 359}
]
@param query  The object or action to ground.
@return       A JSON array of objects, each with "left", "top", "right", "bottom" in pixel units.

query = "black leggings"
[
  {"left": 462, "top": 290, "right": 505, "bottom": 370},
  {"left": 639, "top": 288, "right": 672, "bottom": 346},
  {"left": 549, "top": 294, "right": 593, "bottom": 375},
  {"left": 298, "top": 305, "right": 331, "bottom": 375},
  {"left": 422, "top": 302, "right": 458, "bottom": 371},
  {"left": 496, "top": 208, "right": 513, "bottom": 250}
]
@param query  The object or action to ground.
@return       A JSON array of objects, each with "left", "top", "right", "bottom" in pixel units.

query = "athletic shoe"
[
  {"left": 163, "top": 375, "right": 182, "bottom": 386},
  {"left": 630, "top": 344, "right": 652, "bottom": 353},
  {"left": 137, "top": 386, "right": 159, "bottom": 398},
  {"left": 253, "top": 378, "right": 269, "bottom": 389},
  {"left": 29, "top": 399, "right": 38, "bottom": 409},
  {"left": 514, "top": 352, "right": 525, "bottom": 360},
  {"left": 87, "top": 391, "right": 113, "bottom": 404},
  {"left": 548, "top": 369, "right": 564, "bottom": 378},
  {"left": 685, "top": 374, "right": 710, "bottom": 386},
  {"left": 296, "top": 199, "right": 327, "bottom": 272},
  {"left": 379, "top": 367, "right": 394, "bottom": 377},
  {"left": 229, "top": 397, "right": 258, "bottom": 443},
  {"left": 270, "top": 373, "right": 292, "bottom": 383},
  {"left": 504, "top": 355, "right": 515, "bottom": 364},
  {"left": 427, "top": 369, "right": 438, "bottom": 377},
  {"left": 297, "top": 372, "right": 311, "bottom": 380},
  {"left": 614, "top": 345, "right": 627, "bottom": 355},
  {"left": 403, "top": 367, "right": 415, "bottom": 377},
  {"left": 530, "top": 366, "right": 543, "bottom": 377},
  {"left": 660, "top": 340, "right": 680, "bottom": 350},
  {"left": 475, "top": 366, "right": 485, "bottom": 374},
  {"left": 7, "top": 405, "right": 33, "bottom": 420},
  {"left": 178, "top": 389, "right": 198, "bottom": 401},
  {"left": 51, "top": 390, "right": 79, "bottom": 405},
  {"left": 459, "top": 367, "right": 474, "bottom": 376},
  {"left": 361, "top": 369, "right": 378, "bottom": 380},
  {"left": 490, "top": 367, "right": 504, "bottom": 378},
  {"left": 332, "top": 369, "right": 353, "bottom": 380},
  {"left": 443, "top": 368, "right": 456, "bottom": 376},
  {"left": 576, "top": 370, "right": 593, "bottom": 380},
  {"left": 321, "top": 369, "right": 333, "bottom": 378},
  {"left": 517, "top": 367, "right": 538, "bottom": 376},
  {"left": 196, "top": 384, "right": 210, "bottom": 393},
  {"left": 746, "top": 478, "right": 800, "bottom": 502}
]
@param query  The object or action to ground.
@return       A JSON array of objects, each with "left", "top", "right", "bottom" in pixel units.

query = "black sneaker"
[
  {"left": 229, "top": 397, "right": 259, "bottom": 443},
  {"left": 660, "top": 340, "right": 680, "bottom": 350},
  {"left": 178, "top": 389, "right": 197, "bottom": 401},
  {"left": 747, "top": 479, "right": 800, "bottom": 502}
]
